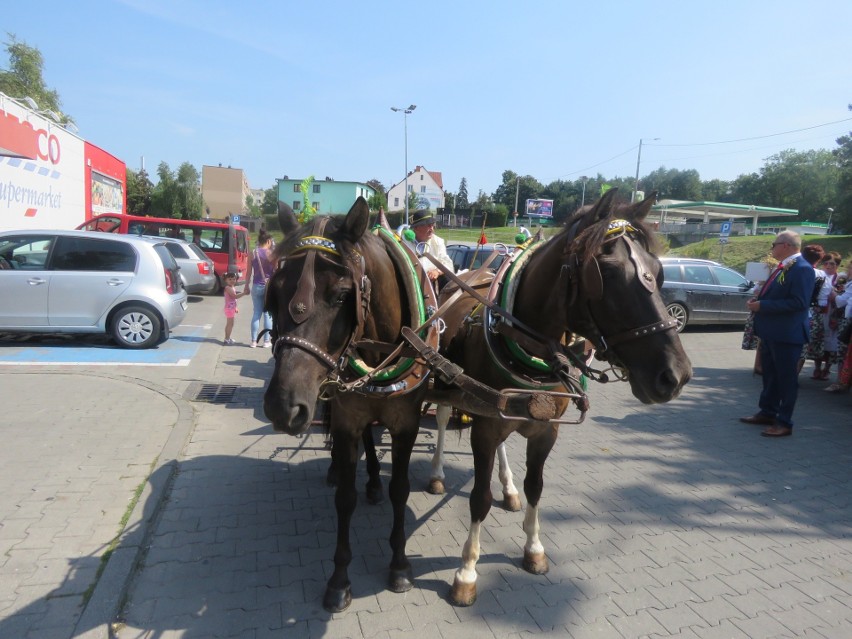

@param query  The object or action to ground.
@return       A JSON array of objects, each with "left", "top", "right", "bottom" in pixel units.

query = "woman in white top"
[
  {"left": 826, "top": 260, "right": 852, "bottom": 393},
  {"left": 815, "top": 252, "right": 844, "bottom": 380}
]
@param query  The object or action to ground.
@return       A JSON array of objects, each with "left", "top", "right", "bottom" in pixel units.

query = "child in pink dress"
[{"left": 223, "top": 272, "right": 245, "bottom": 345}]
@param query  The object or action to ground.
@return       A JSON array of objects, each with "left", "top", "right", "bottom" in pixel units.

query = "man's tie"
[{"left": 758, "top": 262, "right": 784, "bottom": 299}]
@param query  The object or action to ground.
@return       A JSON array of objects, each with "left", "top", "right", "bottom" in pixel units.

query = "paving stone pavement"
[{"left": 0, "top": 295, "right": 850, "bottom": 638}]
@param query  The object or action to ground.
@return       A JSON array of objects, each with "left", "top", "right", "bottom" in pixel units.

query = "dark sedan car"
[
  {"left": 445, "top": 243, "right": 512, "bottom": 272},
  {"left": 660, "top": 257, "right": 757, "bottom": 332}
]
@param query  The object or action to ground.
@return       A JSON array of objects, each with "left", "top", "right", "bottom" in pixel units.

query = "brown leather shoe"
[
  {"left": 739, "top": 414, "right": 775, "bottom": 426},
  {"left": 761, "top": 424, "right": 793, "bottom": 437}
]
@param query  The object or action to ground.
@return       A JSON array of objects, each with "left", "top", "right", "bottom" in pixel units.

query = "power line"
[
  {"left": 549, "top": 116, "right": 851, "bottom": 183},
  {"left": 651, "top": 117, "right": 852, "bottom": 147}
]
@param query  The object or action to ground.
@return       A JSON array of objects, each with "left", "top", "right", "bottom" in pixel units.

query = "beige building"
[{"left": 202, "top": 165, "right": 251, "bottom": 219}]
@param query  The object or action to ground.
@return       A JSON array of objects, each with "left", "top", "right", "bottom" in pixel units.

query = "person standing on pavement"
[
  {"left": 223, "top": 272, "right": 245, "bottom": 345},
  {"left": 740, "top": 231, "right": 815, "bottom": 437},
  {"left": 410, "top": 209, "right": 454, "bottom": 283},
  {"left": 243, "top": 230, "right": 276, "bottom": 348}
]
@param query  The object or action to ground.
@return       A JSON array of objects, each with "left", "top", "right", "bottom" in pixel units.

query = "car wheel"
[
  {"left": 111, "top": 306, "right": 162, "bottom": 348},
  {"left": 666, "top": 303, "right": 688, "bottom": 333}
]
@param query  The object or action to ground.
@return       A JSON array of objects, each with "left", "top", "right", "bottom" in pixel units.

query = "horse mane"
[{"left": 559, "top": 198, "right": 660, "bottom": 264}]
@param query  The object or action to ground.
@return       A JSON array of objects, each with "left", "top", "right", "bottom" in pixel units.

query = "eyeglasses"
[{"left": 771, "top": 241, "right": 788, "bottom": 248}]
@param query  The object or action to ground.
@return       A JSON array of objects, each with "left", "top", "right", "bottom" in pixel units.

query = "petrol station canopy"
[{"left": 651, "top": 199, "right": 798, "bottom": 234}]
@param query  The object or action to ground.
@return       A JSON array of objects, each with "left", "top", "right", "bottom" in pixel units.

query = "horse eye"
[{"left": 333, "top": 291, "right": 350, "bottom": 306}]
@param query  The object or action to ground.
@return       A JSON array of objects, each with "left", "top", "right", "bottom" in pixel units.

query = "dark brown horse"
[
  {"left": 263, "top": 197, "right": 437, "bottom": 613},
  {"left": 431, "top": 189, "right": 692, "bottom": 605}
]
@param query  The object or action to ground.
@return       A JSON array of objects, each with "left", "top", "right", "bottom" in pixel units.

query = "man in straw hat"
[{"left": 410, "top": 209, "right": 454, "bottom": 282}]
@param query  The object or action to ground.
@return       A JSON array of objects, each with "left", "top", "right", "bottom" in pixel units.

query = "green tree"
[
  {"left": 126, "top": 167, "right": 153, "bottom": 214},
  {"left": 701, "top": 179, "right": 732, "bottom": 202},
  {"left": 261, "top": 187, "right": 278, "bottom": 216},
  {"left": 149, "top": 162, "right": 203, "bottom": 219},
  {"left": 245, "top": 194, "right": 261, "bottom": 217},
  {"left": 833, "top": 105, "right": 852, "bottom": 233},
  {"left": 0, "top": 35, "right": 71, "bottom": 125},
  {"left": 757, "top": 149, "right": 839, "bottom": 219},
  {"left": 366, "top": 178, "right": 386, "bottom": 194},
  {"left": 457, "top": 178, "right": 469, "bottom": 208},
  {"left": 408, "top": 190, "right": 420, "bottom": 212},
  {"left": 368, "top": 191, "right": 387, "bottom": 212},
  {"left": 493, "top": 171, "right": 545, "bottom": 217}
]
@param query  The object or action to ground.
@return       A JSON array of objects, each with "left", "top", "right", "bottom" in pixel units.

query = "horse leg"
[
  {"left": 323, "top": 431, "right": 360, "bottom": 613},
  {"left": 387, "top": 426, "right": 419, "bottom": 593},
  {"left": 496, "top": 442, "right": 521, "bottom": 511},
  {"left": 326, "top": 428, "right": 383, "bottom": 504},
  {"left": 362, "top": 424, "right": 384, "bottom": 504},
  {"left": 450, "top": 423, "right": 498, "bottom": 606},
  {"left": 520, "top": 427, "right": 558, "bottom": 575},
  {"left": 325, "top": 435, "right": 337, "bottom": 487},
  {"left": 429, "top": 405, "right": 451, "bottom": 494}
]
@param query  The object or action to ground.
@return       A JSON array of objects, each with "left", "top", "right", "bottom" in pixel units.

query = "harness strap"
[
  {"left": 289, "top": 218, "right": 330, "bottom": 324},
  {"left": 605, "top": 318, "right": 678, "bottom": 346},
  {"left": 420, "top": 250, "right": 596, "bottom": 376},
  {"left": 401, "top": 327, "right": 508, "bottom": 411},
  {"left": 275, "top": 335, "right": 339, "bottom": 369}
]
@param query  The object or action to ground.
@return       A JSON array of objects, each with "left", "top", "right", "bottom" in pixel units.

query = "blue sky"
[{"left": 4, "top": 0, "right": 851, "bottom": 198}]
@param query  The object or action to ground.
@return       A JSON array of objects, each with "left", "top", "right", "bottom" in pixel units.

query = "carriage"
[{"left": 262, "top": 190, "right": 692, "bottom": 611}]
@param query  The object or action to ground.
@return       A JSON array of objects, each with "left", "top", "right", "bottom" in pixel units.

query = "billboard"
[{"left": 525, "top": 198, "right": 553, "bottom": 217}]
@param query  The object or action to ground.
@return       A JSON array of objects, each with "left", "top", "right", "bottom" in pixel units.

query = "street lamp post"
[
  {"left": 391, "top": 104, "right": 416, "bottom": 226},
  {"left": 513, "top": 175, "right": 520, "bottom": 226},
  {"left": 580, "top": 175, "right": 588, "bottom": 208},
  {"left": 632, "top": 138, "right": 659, "bottom": 203}
]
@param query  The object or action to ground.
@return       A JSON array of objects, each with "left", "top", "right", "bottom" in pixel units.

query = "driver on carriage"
[{"left": 410, "top": 209, "right": 454, "bottom": 284}]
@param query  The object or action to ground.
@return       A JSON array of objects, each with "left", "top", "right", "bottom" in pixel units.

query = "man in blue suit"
[{"left": 740, "top": 231, "right": 815, "bottom": 437}]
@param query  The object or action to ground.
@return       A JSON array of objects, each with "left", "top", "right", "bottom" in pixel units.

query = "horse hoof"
[
  {"left": 449, "top": 578, "right": 477, "bottom": 606},
  {"left": 503, "top": 492, "right": 522, "bottom": 512},
  {"left": 323, "top": 585, "right": 352, "bottom": 613},
  {"left": 366, "top": 484, "right": 384, "bottom": 505},
  {"left": 428, "top": 478, "right": 445, "bottom": 495},
  {"left": 522, "top": 550, "right": 549, "bottom": 575},
  {"left": 388, "top": 566, "right": 414, "bottom": 593}
]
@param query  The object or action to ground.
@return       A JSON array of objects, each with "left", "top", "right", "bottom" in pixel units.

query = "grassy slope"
[
  {"left": 270, "top": 222, "right": 852, "bottom": 276},
  {"left": 667, "top": 235, "right": 852, "bottom": 273},
  {"left": 444, "top": 226, "right": 852, "bottom": 275}
]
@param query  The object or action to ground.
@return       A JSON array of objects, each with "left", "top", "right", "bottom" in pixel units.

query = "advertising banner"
[{"left": 524, "top": 198, "right": 553, "bottom": 217}]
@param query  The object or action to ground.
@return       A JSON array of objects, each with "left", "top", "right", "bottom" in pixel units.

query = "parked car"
[
  {"left": 144, "top": 236, "right": 216, "bottom": 295},
  {"left": 0, "top": 230, "right": 188, "bottom": 348},
  {"left": 445, "top": 243, "right": 513, "bottom": 273},
  {"left": 660, "top": 257, "right": 757, "bottom": 332}
]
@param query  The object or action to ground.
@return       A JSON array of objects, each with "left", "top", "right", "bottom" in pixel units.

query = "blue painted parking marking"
[{"left": 0, "top": 324, "right": 211, "bottom": 366}]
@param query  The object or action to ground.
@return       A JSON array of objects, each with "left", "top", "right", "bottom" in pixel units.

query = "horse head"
[
  {"left": 263, "top": 197, "right": 402, "bottom": 435},
  {"left": 517, "top": 189, "right": 692, "bottom": 404}
]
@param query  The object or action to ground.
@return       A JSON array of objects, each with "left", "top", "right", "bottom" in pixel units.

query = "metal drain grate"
[{"left": 190, "top": 383, "right": 239, "bottom": 404}]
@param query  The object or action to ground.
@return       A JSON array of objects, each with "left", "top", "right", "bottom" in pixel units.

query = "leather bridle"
[
  {"left": 271, "top": 217, "right": 370, "bottom": 378},
  {"left": 559, "top": 217, "right": 677, "bottom": 363}
]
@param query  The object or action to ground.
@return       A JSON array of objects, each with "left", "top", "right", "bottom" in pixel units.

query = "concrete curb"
[{"left": 67, "top": 372, "right": 196, "bottom": 639}]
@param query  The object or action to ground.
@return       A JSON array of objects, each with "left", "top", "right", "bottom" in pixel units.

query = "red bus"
[{"left": 77, "top": 213, "right": 249, "bottom": 292}]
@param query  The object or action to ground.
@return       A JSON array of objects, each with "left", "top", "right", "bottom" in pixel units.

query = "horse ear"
[
  {"left": 342, "top": 196, "right": 370, "bottom": 242},
  {"left": 278, "top": 201, "right": 299, "bottom": 234},
  {"left": 629, "top": 191, "right": 657, "bottom": 222},
  {"left": 590, "top": 188, "right": 619, "bottom": 221}
]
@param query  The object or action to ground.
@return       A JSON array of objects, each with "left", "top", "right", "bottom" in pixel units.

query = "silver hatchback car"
[
  {"left": 0, "top": 230, "right": 188, "bottom": 348},
  {"left": 145, "top": 236, "right": 216, "bottom": 295}
]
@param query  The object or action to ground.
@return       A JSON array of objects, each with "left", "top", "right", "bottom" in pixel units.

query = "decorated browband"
[
  {"left": 604, "top": 219, "right": 637, "bottom": 238},
  {"left": 288, "top": 236, "right": 341, "bottom": 257}
]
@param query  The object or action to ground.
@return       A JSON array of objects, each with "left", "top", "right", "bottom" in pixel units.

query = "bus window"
[{"left": 79, "top": 216, "right": 122, "bottom": 232}]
